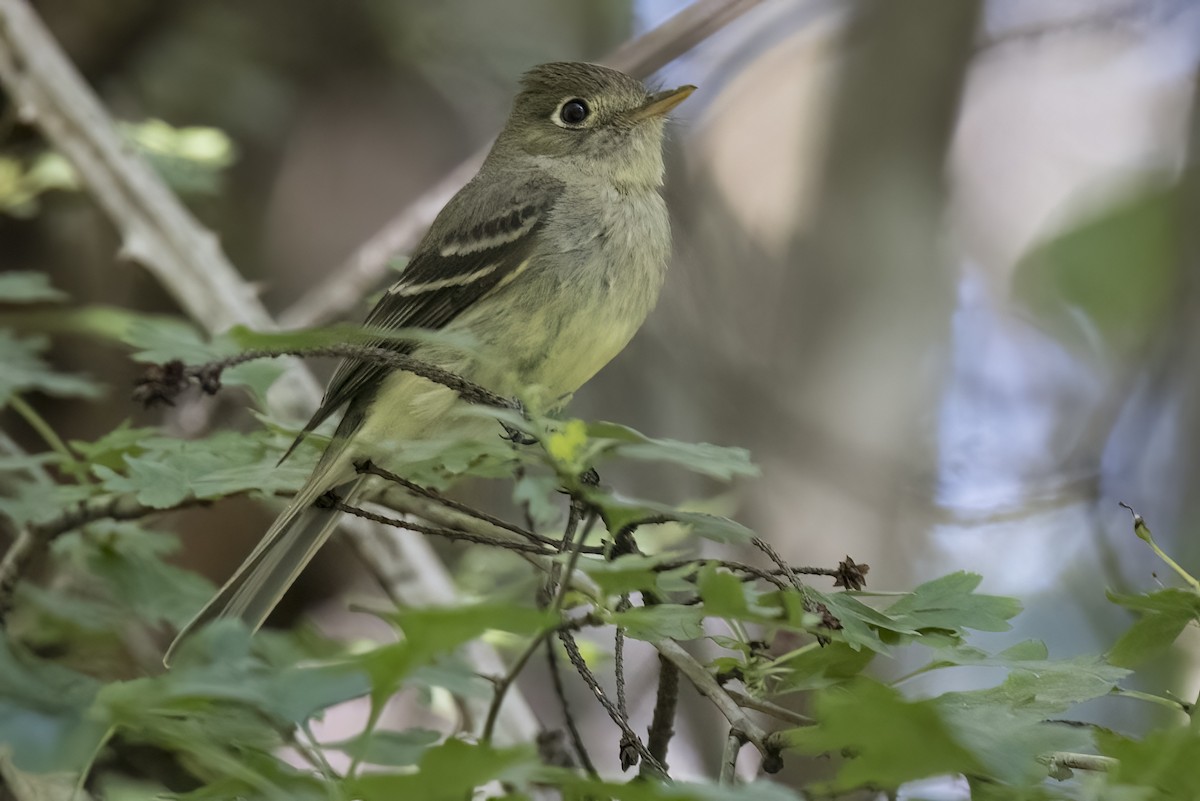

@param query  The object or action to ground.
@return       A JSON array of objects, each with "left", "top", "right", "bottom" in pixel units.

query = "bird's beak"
[{"left": 631, "top": 84, "right": 696, "bottom": 121}]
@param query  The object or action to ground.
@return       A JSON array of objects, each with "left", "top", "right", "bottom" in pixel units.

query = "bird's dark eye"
[{"left": 560, "top": 99, "right": 589, "bottom": 125}]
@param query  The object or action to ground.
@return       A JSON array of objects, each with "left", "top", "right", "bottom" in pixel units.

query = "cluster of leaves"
[
  {"left": 2, "top": 272, "right": 1200, "bottom": 800},
  {"left": 0, "top": 120, "right": 235, "bottom": 218}
]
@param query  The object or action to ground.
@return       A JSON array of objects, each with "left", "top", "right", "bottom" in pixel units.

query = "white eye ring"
[{"left": 553, "top": 97, "right": 590, "bottom": 128}]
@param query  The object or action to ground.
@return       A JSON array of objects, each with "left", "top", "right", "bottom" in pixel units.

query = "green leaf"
[
  {"left": 1098, "top": 726, "right": 1200, "bottom": 799},
  {"left": 0, "top": 330, "right": 103, "bottom": 406},
  {"left": 611, "top": 604, "right": 705, "bottom": 641},
  {"left": 1012, "top": 177, "right": 1184, "bottom": 360},
  {"left": 104, "top": 622, "right": 369, "bottom": 725},
  {"left": 324, "top": 728, "right": 440, "bottom": 767},
  {"left": 0, "top": 634, "right": 107, "bottom": 772},
  {"left": 122, "top": 316, "right": 225, "bottom": 365},
  {"left": 96, "top": 623, "right": 368, "bottom": 783},
  {"left": 806, "top": 590, "right": 907, "bottom": 652},
  {"left": 511, "top": 472, "right": 564, "bottom": 531},
  {"left": 120, "top": 119, "right": 234, "bottom": 196},
  {"left": 359, "top": 603, "right": 552, "bottom": 704},
  {"left": 697, "top": 565, "right": 784, "bottom": 624},
  {"left": 770, "top": 641, "right": 875, "bottom": 692},
  {"left": 935, "top": 653, "right": 1127, "bottom": 716},
  {"left": 590, "top": 492, "right": 754, "bottom": 543},
  {"left": 547, "top": 771, "right": 803, "bottom": 800},
  {"left": 882, "top": 572, "right": 1021, "bottom": 635},
  {"left": 783, "top": 678, "right": 983, "bottom": 792},
  {"left": 0, "top": 478, "right": 93, "bottom": 528},
  {"left": 936, "top": 705, "right": 1091, "bottom": 785},
  {"left": 578, "top": 552, "right": 696, "bottom": 597},
  {"left": 0, "top": 752, "right": 94, "bottom": 801},
  {"left": 586, "top": 421, "right": 759, "bottom": 480},
  {"left": 1106, "top": 587, "right": 1200, "bottom": 668},
  {"left": 349, "top": 739, "right": 540, "bottom": 801},
  {"left": 68, "top": 421, "right": 158, "bottom": 471},
  {"left": 0, "top": 272, "right": 68, "bottom": 303},
  {"left": 92, "top": 430, "right": 314, "bottom": 508},
  {"left": 72, "top": 524, "right": 215, "bottom": 628}
]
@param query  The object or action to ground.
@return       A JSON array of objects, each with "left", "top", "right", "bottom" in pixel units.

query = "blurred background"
[{"left": 3, "top": 0, "right": 1200, "bottom": 785}]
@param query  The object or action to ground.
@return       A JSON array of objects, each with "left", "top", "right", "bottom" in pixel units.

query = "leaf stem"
[
  {"left": 9, "top": 393, "right": 77, "bottom": 470},
  {"left": 1119, "top": 503, "right": 1200, "bottom": 592},
  {"left": 1110, "top": 686, "right": 1190, "bottom": 715}
]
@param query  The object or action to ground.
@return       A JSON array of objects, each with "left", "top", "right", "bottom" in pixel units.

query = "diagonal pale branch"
[
  {"left": 280, "top": 0, "right": 766, "bottom": 328},
  {"left": 0, "top": 0, "right": 318, "bottom": 419}
]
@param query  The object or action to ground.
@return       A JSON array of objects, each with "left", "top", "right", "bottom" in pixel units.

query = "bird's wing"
[{"left": 285, "top": 173, "right": 564, "bottom": 455}]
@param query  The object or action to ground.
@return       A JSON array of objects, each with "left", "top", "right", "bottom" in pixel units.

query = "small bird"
[{"left": 166, "top": 62, "right": 694, "bottom": 663}]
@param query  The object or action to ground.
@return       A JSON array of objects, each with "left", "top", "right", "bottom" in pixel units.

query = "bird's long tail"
[{"left": 164, "top": 432, "right": 365, "bottom": 666}]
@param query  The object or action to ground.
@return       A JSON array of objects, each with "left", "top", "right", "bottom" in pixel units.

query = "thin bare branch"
[
  {"left": 133, "top": 345, "right": 511, "bottom": 411},
  {"left": 332, "top": 500, "right": 555, "bottom": 556},
  {"left": 280, "top": 0, "right": 767, "bottom": 329},
  {"left": 355, "top": 459, "right": 545, "bottom": 546},
  {"left": 558, "top": 629, "right": 667, "bottom": 779},
  {"left": 653, "top": 639, "right": 784, "bottom": 774},
  {"left": 546, "top": 640, "right": 597, "bottom": 776},
  {"left": 725, "top": 687, "right": 812, "bottom": 727}
]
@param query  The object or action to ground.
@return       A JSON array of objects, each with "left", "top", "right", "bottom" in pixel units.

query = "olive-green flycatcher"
[{"left": 167, "top": 61, "right": 694, "bottom": 663}]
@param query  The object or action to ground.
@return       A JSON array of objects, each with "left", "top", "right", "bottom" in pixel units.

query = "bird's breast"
[{"left": 464, "top": 184, "right": 671, "bottom": 403}]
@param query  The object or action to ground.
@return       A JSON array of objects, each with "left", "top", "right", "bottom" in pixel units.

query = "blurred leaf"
[
  {"left": 0, "top": 153, "right": 77, "bottom": 217},
  {"left": 548, "top": 771, "right": 803, "bottom": 800},
  {"left": 68, "top": 422, "right": 158, "bottom": 472},
  {"left": 324, "top": 728, "right": 440, "bottom": 767},
  {"left": 69, "top": 524, "right": 215, "bottom": 628},
  {"left": 783, "top": 679, "right": 983, "bottom": 792},
  {"left": 511, "top": 472, "right": 563, "bottom": 531},
  {"left": 936, "top": 653, "right": 1126, "bottom": 717},
  {"left": 883, "top": 572, "right": 1021, "bottom": 635},
  {"left": 578, "top": 553, "right": 696, "bottom": 597},
  {"left": 1012, "top": 179, "right": 1183, "bottom": 360},
  {"left": 697, "top": 565, "right": 782, "bottom": 624},
  {"left": 0, "top": 752, "right": 93, "bottom": 801},
  {"left": 0, "top": 634, "right": 107, "bottom": 772},
  {"left": 359, "top": 603, "right": 551, "bottom": 705},
  {"left": 770, "top": 640, "right": 875, "bottom": 692},
  {"left": 0, "top": 306, "right": 186, "bottom": 346},
  {"left": 936, "top": 705, "right": 1090, "bottom": 785},
  {"left": 120, "top": 119, "right": 236, "bottom": 195},
  {"left": 1098, "top": 726, "right": 1200, "bottom": 798},
  {"left": 1106, "top": 587, "right": 1200, "bottom": 668},
  {"left": 590, "top": 492, "right": 754, "bottom": 544},
  {"left": 0, "top": 478, "right": 93, "bottom": 528},
  {"left": 0, "top": 272, "right": 67, "bottom": 304},
  {"left": 349, "top": 739, "right": 539, "bottom": 801},
  {"left": 98, "top": 623, "right": 368, "bottom": 783},
  {"left": 91, "top": 429, "right": 313, "bottom": 508},
  {"left": 121, "top": 317, "right": 220, "bottom": 365},
  {"left": 586, "top": 421, "right": 759, "bottom": 481},
  {"left": 611, "top": 604, "right": 705, "bottom": 642},
  {"left": 0, "top": 331, "right": 103, "bottom": 407}
]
